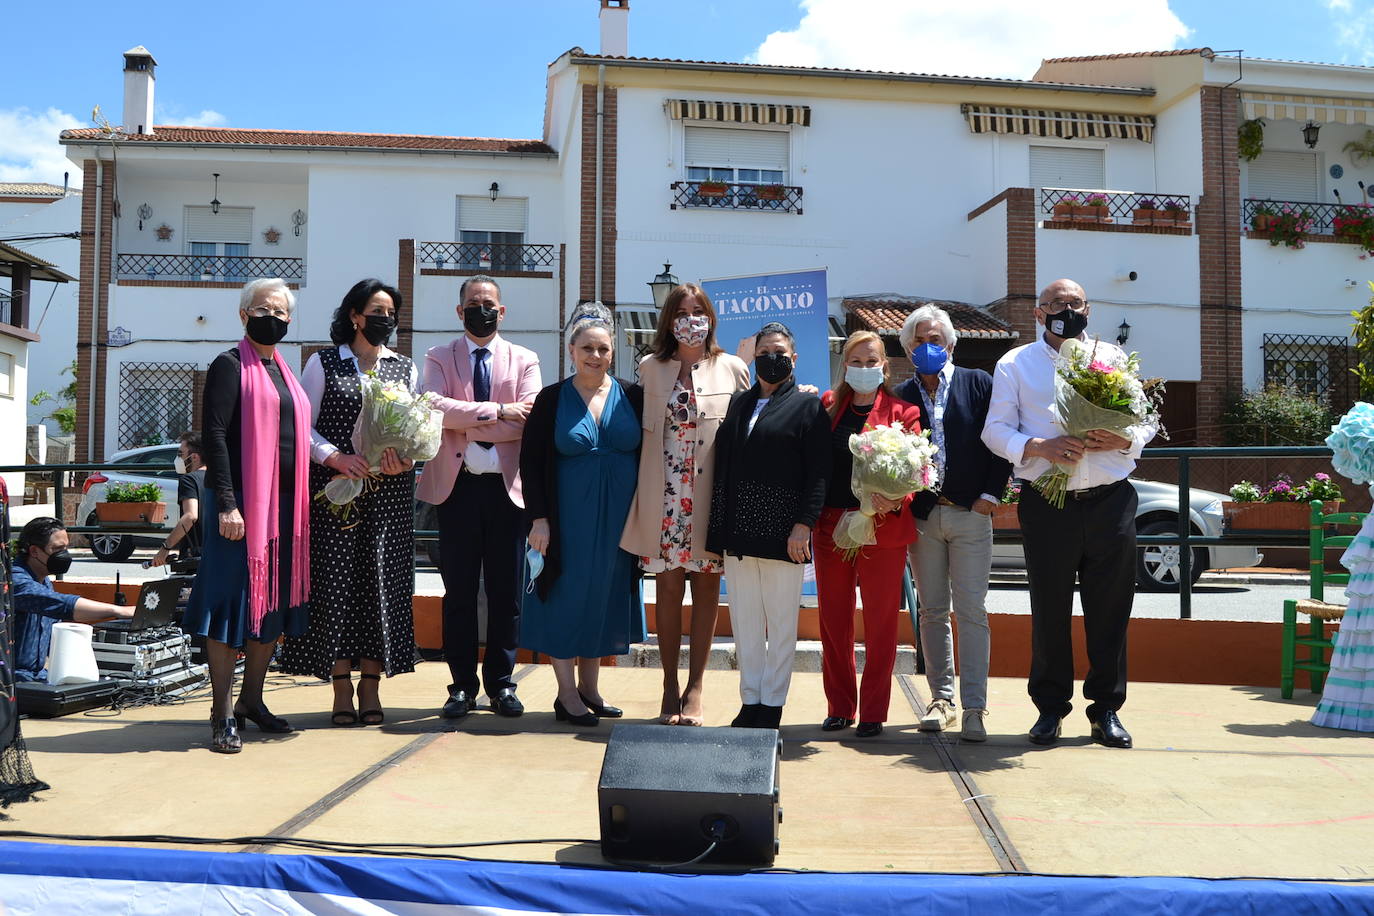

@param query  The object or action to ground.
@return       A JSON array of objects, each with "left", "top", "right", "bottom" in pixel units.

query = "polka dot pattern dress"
[{"left": 281, "top": 347, "right": 416, "bottom": 680}]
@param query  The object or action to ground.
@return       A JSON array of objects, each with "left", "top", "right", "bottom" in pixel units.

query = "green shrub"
[
  {"left": 1219, "top": 384, "right": 1338, "bottom": 446},
  {"left": 104, "top": 481, "right": 162, "bottom": 503}
]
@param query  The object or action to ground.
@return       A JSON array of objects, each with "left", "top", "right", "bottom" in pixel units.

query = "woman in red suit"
[{"left": 816, "top": 331, "right": 923, "bottom": 738}]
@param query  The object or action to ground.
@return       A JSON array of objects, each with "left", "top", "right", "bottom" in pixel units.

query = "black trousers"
[
  {"left": 437, "top": 471, "right": 524, "bottom": 697},
  {"left": 1018, "top": 477, "right": 1137, "bottom": 720}
]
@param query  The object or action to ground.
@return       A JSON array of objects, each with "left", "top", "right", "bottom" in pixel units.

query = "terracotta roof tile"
[
  {"left": 1040, "top": 48, "right": 1213, "bottom": 65},
  {"left": 0, "top": 182, "right": 73, "bottom": 197},
  {"left": 60, "top": 126, "right": 554, "bottom": 154},
  {"left": 843, "top": 295, "right": 1017, "bottom": 340}
]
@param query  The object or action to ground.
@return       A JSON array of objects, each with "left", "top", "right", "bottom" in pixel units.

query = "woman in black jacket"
[
  {"left": 520, "top": 303, "right": 645, "bottom": 726},
  {"left": 707, "top": 321, "right": 831, "bottom": 728}
]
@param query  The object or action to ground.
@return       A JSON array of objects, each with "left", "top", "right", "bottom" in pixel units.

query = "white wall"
[
  {"left": 411, "top": 273, "right": 561, "bottom": 377},
  {"left": 1151, "top": 93, "right": 1203, "bottom": 199},
  {"left": 0, "top": 335, "right": 29, "bottom": 496},
  {"left": 965, "top": 200, "right": 1007, "bottom": 307}
]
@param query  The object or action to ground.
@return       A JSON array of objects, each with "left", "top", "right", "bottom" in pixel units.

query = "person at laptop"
[
  {"left": 12, "top": 518, "right": 135, "bottom": 682},
  {"left": 150, "top": 431, "right": 207, "bottom": 567}
]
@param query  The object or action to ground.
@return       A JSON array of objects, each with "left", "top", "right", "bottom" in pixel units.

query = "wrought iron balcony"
[
  {"left": 670, "top": 181, "right": 804, "bottom": 214},
  {"left": 1243, "top": 198, "right": 1371, "bottom": 236},
  {"left": 0, "top": 292, "right": 12, "bottom": 326},
  {"left": 416, "top": 242, "right": 556, "bottom": 272},
  {"left": 116, "top": 253, "right": 305, "bottom": 283},
  {"left": 1040, "top": 187, "right": 1192, "bottom": 226}
]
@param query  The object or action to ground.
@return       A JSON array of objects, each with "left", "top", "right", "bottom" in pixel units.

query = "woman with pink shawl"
[{"left": 184, "top": 278, "right": 312, "bottom": 754}]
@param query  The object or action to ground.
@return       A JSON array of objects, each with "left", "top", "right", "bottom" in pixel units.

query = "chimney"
[
  {"left": 122, "top": 45, "right": 157, "bottom": 135},
  {"left": 599, "top": 0, "right": 629, "bottom": 57}
]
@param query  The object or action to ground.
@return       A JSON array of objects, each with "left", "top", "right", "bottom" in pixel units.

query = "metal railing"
[
  {"left": 416, "top": 241, "right": 556, "bottom": 272},
  {"left": 0, "top": 292, "right": 12, "bottom": 326},
  {"left": 116, "top": 253, "right": 306, "bottom": 282},
  {"left": 669, "top": 180, "right": 804, "bottom": 214},
  {"left": 1040, "top": 187, "right": 1193, "bottom": 223},
  {"left": 1242, "top": 198, "right": 1370, "bottom": 236}
]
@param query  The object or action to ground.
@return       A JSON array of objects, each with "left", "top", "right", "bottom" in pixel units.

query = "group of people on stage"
[{"left": 9, "top": 271, "right": 1155, "bottom": 755}]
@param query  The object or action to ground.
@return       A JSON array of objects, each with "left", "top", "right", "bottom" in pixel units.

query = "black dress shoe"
[
  {"left": 730, "top": 703, "right": 762, "bottom": 727},
  {"left": 553, "top": 697, "right": 598, "bottom": 726},
  {"left": 1089, "top": 711, "right": 1133, "bottom": 748},
  {"left": 492, "top": 688, "right": 525, "bottom": 718},
  {"left": 442, "top": 688, "right": 472, "bottom": 719},
  {"left": 579, "top": 692, "right": 622, "bottom": 718},
  {"left": 1028, "top": 712, "right": 1062, "bottom": 745},
  {"left": 233, "top": 703, "right": 292, "bottom": 734},
  {"left": 757, "top": 705, "right": 784, "bottom": 729},
  {"left": 855, "top": 720, "right": 884, "bottom": 738},
  {"left": 821, "top": 716, "right": 854, "bottom": 731}
]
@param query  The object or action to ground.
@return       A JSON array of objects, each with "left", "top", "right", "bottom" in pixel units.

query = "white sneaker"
[
  {"left": 918, "top": 698, "right": 957, "bottom": 732},
  {"left": 961, "top": 708, "right": 988, "bottom": 742}
]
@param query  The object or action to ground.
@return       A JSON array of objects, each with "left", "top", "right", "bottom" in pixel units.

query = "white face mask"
[
  {"left": 673, "top": 314, "right": 711, "bottom": 347},
  {"left": 844, "top": 365, "right": 885, "bottom": 394},
  {"left": 174, "top": 455, "right": 188, "bottom": 475}
]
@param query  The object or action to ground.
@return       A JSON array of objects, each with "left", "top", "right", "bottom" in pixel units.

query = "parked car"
[
  {"left": 992, "top": 478, "right": 1263, "bottom": 592},
  {"left": 76, "top": 444, "right": 180, "bottom": 562}
]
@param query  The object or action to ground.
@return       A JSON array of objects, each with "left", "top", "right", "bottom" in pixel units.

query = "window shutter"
[
  {"left": 456, "top": 197, "right": 528, "bottom": 233},
  {"left": 1247, "top": 151, "right": 1320, "bottom": 203},
  {"left": 183, "top": 206, "right": 252, "bottom": 243},
  {"left": 1029, "top": 145, "right": 1105, "bottom": 190},
  {"left": 684, "top": 127, "right": 789, "bottom": 171}
]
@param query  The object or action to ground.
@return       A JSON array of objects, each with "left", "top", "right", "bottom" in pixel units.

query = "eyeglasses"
[
  {"left": 1039, "top": 298, "right": 1086, "bottom": 313},
  {"left": 245, "top": 305, "right": 290, "bottom": 319}
]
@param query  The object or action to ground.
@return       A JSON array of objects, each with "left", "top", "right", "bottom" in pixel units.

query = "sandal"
[
  {"left": 210, "top": 716, "right": 242, "bottom": 754},
  {"left": 331, "top": 673, "right": 359, "bottom": 727},
  {"left": 357, "top": 673, "right": 385, "bottom": 726}
]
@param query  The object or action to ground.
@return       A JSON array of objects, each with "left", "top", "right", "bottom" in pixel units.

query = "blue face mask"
[
  {"left": 525, "top": 544, "right": 544, "bottom": 593},
  {"left": 911, "top": 343, "right": 949, "bottom": 376}
]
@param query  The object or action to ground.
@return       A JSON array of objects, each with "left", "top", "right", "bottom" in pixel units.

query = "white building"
[{"left": 57, "top": 8, "right": 1374, "bottom": 460}]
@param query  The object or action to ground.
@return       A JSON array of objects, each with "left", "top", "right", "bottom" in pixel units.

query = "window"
[
  {"left": 1029, "top": 145, "right": 1105, "bottom": 192},
  {"left": 684, "top": 126, "right": 788, "bottom": 186},
  {"left": 456, "top": 197, "right": 527, "bottom": 270},
  {"left": 1247, "top": 151, "right": 1320, "bottom": 203},
  {"left": 117, "top": 363, "right": 197, "bottom": 450},
  {"left": 184, "top": 206, "right": 252, "bottom": 280},
  {"left": 1262, "top": 334, "right": 1355, "bottom": 407}
]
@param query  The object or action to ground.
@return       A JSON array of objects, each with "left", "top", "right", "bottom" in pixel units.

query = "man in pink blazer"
[{"left": 418, "top": 276, "right": 542, "bottom": 720}]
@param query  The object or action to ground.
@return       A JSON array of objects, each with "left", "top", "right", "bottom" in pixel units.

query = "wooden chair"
[{"left": 1281, "top": 500, "right": 1367, "bottom": 698}]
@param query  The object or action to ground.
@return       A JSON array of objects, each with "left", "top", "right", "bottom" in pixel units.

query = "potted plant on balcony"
[
  {"left": 1250, "top": 203, "right": 1278, "bottom": 233},
  {"left": 1050, "top": 194, "right": 1080, "bottom": 221},
  {"left": 1222, "top": 473, "right": 1343, "bottom": 531},
  {"left": 1333, "top": 204, "right": 1374, "bottom": 255},
  {"left": 992, "top": 479, "right": 1022, "bottom": 530},
  {"left": 756, "top": 183, "right": 787, "bottom": 202},
  {"left": 1132, "top": 197, "right": 1160, "bottom": 226},
  {"left": 1266, "top": 206, "right": 1315, "bottom": 250},
  {"left": 94, "top": 481, "right": 167, "bottom": 525},
  {"left": 1161, "top": 199, "right": 1190, "bottom": 228},
  {"left": 1079, "top": 193, "right": 1110, "bottom": 222},
  {"left": 696, "top": 180, "right": 730, "bottom": 199}
]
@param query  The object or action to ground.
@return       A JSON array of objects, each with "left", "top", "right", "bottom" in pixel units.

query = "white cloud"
[
  {"left": 1329, "top": 1, "right": 1374, "bottom": 64},
  {"left": 0, "top": 107, "right": 83, "bottom": 185},
  {"left": 752, "top": 0, "right": 1192, "bottom": 80},
  {"left": 169, "top": 109, "right": 227, "bottom": 128}
]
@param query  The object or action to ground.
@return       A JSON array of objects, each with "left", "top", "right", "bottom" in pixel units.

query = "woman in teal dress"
[{"left": 521, "top": 303, "right": 645, "bottom": 726}]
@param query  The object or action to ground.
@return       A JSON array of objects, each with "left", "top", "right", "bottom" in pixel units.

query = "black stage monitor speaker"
[{"left": 598, "top": 723, "right": 781, "bottom": 866}]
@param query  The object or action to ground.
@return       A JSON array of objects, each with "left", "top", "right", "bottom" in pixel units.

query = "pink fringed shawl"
[{"left": 238, "top": 338, "right": 312, "bottom": 636}]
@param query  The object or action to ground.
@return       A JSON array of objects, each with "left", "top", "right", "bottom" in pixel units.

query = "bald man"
[{"left": 981, "top": 279, "right": 1156, "bottom": 748}]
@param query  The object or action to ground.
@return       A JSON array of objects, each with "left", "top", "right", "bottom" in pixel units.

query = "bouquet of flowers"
[
  {"left": 318, "top": 372, "right": 444, "bottom": 524},
  {"left": 832, "top": 422, "right": 939, "bottom": 559},
  {"left": 1034, "top": 338, "right": 1165, "bottom": 509}
]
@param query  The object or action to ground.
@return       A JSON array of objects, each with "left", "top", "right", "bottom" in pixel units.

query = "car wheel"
[
  {"left": 86, "top": 512, "right": 136, "bottom": 562},
  {"left": 1136, "top": 519, "right": 1206, "bottom": 592}
]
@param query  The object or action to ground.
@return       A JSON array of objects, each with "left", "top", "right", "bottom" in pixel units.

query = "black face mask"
[
  {"left": 245, "top": 314, "right": 290, "bottom": 346},
  {"left": 360, "top": 314, "right": 397, "bottom": 346},
  {"left": 463, "top": 306, "right": 500, "bottom": 338},
  {"left": 1045, "top": 308, "right": 1088, "bottom": 339},
  {"left": 755, "top": 351, "right": 794, "bottom": 384},
  {"left": 44, "top": 548, "right": 73, "bottom": 576}
]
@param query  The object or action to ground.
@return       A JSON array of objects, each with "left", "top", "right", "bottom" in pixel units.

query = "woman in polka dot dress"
[{"left": 282, "top": 279, "right": 418, "bottom": 726}]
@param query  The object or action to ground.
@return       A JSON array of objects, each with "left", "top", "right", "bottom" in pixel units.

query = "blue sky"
[{"left": 3, "top": 0, "right": 1372, "bottom": 184}]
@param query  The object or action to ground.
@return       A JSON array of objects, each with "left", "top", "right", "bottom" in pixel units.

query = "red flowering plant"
[
  {"left": 1265, "top": 206, "right": 1315, "bottom": 250},
  {"left": 1333, "top": 204, "right": 1374, "bottom": 257}
]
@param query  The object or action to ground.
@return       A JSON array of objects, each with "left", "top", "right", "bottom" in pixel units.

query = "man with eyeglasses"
[{"left": 982, "top": 278, "right": 1156, "bottom": 749}]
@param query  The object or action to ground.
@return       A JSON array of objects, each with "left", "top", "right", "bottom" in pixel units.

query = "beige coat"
[{"left": 620, "top": 351, "right": 751, "bottom": 561}]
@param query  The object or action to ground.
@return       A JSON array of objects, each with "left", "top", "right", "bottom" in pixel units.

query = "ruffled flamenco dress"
[{"left": 1311, "top": 509, "right": 1374, "bottom": 732}]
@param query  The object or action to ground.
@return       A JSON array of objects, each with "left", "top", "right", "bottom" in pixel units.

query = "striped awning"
[
  {"left": 667, "top": 99, "right": 811, "bottom": 126},
  {"left": 1241, "top": 92, "right": 1374, "bottom": 125},
  {"left": 618, "top": 307, "right": 659, "bottom": 337},
  {"left": 828, "top": 316, "right": 846, "bottom": 342},
  {"left": 961, "top": 104, "right": 1155, "bottom": 142}
]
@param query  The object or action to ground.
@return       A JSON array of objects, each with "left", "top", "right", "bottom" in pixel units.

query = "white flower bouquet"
[
  {"left": 832, "top": 421, "right": 939, "bottom": 560},
  {"left": 318, "top": 372, "right": 443, "bottom": 523}
]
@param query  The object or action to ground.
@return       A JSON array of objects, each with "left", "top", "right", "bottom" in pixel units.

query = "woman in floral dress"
[{"left": 621, "top": 284, "right": 749, "bottom": 725}]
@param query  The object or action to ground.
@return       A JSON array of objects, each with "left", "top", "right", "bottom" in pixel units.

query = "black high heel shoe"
[
  {"left": 554, "top": 697, "right": 599, "bottom": 727},
  {"left": 579, "top": 692, "right": 623, "bottom": 718},
  {"left": 210, "top": 716, "right": 242, "bottom": 754},
  {"left": 331, "top": 673, "right": 359, "bottom": 727},
  {"left": 357, "top": 673, "right": 385, "bottom": 726},
  {"left": 233, "top": 702, "right": 293, "bottom": 734}
]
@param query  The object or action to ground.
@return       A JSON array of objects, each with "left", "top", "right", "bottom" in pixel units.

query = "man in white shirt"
[{"left": 982, "top": 278, "right": 1155, "bottom": 749}]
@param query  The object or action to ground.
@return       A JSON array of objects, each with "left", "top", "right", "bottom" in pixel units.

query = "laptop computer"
[{"left": 95, "top": 576, "right": 187, "bottom": 635}]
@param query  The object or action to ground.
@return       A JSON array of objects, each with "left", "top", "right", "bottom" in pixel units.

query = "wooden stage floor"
[{"left": 8, "top": 663, "right": 1374, "bottom": 882}]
